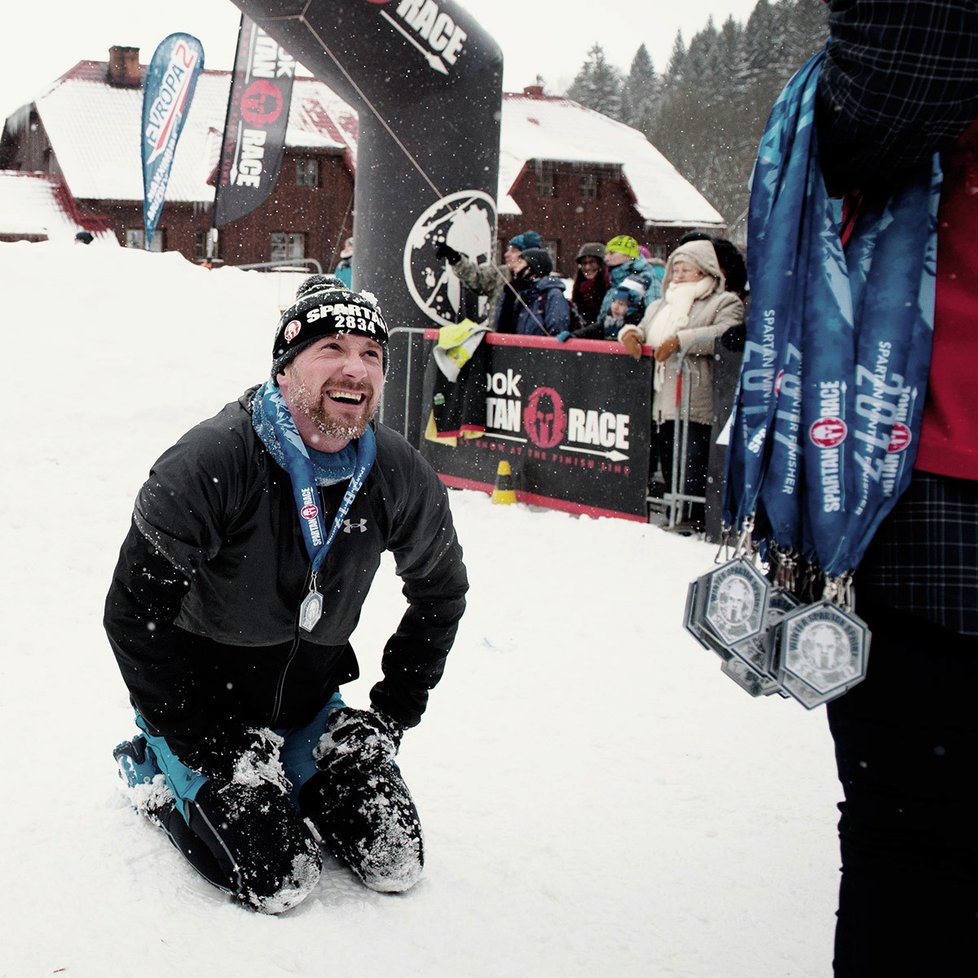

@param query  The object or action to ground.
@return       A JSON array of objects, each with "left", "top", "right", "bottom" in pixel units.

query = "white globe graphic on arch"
[{"left": 403, "top": 189, "right": 497, "bottom": 327}]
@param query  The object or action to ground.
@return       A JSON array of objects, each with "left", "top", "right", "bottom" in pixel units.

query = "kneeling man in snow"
[{"left": 104, "top": 275, "right": 468, "bottom": 913}]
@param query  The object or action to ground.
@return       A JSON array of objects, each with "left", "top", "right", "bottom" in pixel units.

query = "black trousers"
[
  {"left": 826, "top": 599, "right": 978, "bottom": 976},
  {"left": 162, "top": 763, "right": 423, "bottom": 912}
]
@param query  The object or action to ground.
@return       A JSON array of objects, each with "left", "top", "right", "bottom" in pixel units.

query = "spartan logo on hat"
[{"left": 284, "top": 320, "right": 302, "bottom": 342}]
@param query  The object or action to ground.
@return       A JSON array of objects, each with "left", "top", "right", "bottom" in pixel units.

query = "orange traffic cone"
[{"left": 491, "top": 461, "right": 517, "bottom": 505}]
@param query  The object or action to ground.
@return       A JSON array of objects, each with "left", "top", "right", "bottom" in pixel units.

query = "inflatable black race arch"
[{"left": 232, "top": 0, "right": 504, "bottom": 340}]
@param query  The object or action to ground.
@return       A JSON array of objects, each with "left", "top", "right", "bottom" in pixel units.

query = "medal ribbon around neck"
[
  {"left": 724, "top": 51, "right": 940, "bottom": 578},
  {"left": 253, "top": 380, "right": 377, "bottom": 575}
]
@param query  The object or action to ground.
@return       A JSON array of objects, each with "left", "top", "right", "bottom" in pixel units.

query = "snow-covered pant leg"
[
  {"left": 299, "top": 763, "right": 424, "bottom": 893},
  {"left": 826, "top": 599, "right": 978, "bottom": 977},
  {"left": 166, "top": 778, "right": 323, "bottom": 914}
]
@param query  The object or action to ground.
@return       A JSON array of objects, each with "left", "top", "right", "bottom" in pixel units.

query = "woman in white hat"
[{"left": 618, "top": 238, "right": 744, "bottom": 528}]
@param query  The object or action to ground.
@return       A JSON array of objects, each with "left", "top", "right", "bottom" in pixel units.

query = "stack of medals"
[
  {"left": 684, "top": 524, "right": 869, "bottom": 708},
  {"left": 682, "top": 53, "right": 939, "bottom": 709}
]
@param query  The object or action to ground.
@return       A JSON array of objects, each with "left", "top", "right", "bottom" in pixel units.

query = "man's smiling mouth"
[{"left": 328, "top": 390, "right": 366, "bottom": 404}]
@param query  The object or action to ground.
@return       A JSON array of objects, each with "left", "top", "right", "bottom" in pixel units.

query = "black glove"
[
  {"left": 434, "top": 240, "right": 462, "bottom": 265},
  {"left": 183, "top": 726, "right": 287, "bottom": 789},
  {"left": 313, "top": 707, "right": 404, "bottom": 775}
]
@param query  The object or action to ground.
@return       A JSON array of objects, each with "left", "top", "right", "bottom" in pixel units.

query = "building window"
[
  {"left": 579, "top": 173, "right": 598, "bottom": 199},
  {"left": 296, "top": 158, "right": 319, "bottom": 187},
  {"left": 534, "top": 160, "right": 555, "bottom": 198},
  {"left": 195, "top": 228, "right": 220, "bottom": 261},
  {"left": 271, "top": 232, "right": 306, "bottom": 262},
  {"left": 125, "top": 228, "right": 163, "bottom": 252}
]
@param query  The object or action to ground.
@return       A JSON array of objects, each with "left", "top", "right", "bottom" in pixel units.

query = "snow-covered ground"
[{"left": 0, "top": 241, "right": 840, "bottom": 977}]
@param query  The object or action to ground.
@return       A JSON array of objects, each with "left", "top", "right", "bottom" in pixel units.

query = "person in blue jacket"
[
  {"left": 493, "top": 247, "right": 571, "bottom": 337},
  {"left": 595, "top": 234, "right": 658, "bottom": 323}
]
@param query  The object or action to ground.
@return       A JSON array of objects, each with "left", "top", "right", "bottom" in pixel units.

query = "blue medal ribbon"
[
  {"left": 725, "top": 52, "right": 940, "bottom": 577},
  {"left": 251, "top": 380, "right": 376, "bottom": 574},
  {"left": 723, "top": 56, "right": 823, "bottom": 536}
]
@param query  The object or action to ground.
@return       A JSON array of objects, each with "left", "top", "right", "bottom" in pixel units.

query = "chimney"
[
  {"left": 107, "top": 46, "right": 141, "bottom": 88},
  {"left": 523, "top": 85, "right": 545, "bottom": 99}
]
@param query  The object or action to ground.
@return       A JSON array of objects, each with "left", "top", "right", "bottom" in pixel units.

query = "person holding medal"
[
  {"left": 104, "top": 274, "right": 468, "bottom": 914},
  {"left": 713, "top": 2, "right": 978, "bottom": 972},
  {"left": 813, "top": 3, "right": 978, "bottom": 973}
]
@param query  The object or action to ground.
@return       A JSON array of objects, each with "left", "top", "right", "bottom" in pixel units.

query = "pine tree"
[
  {"left": 781, "top": 0, "right": 829, "bottom": 66},
  {"left": 557, "top": 2, "right": 829, "bottom": 231},
  {"left": 621, "top": 44, "right": 658, "bottom": 135},
  {"left": 698, "top": 17, "right": 749, "bottom": 225},
  {"left": 647, "top": 31, "right": 691, "bottom": 170},
  {"left": 567, "top": 44, "right": 624, "bottom": 120}
]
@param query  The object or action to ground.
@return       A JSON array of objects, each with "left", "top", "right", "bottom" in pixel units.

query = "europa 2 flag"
[
  {"left": 141, "top": 33, "right": 205, "bottom": 249},
  {"left": 213, "top": 15, "right": 296, "bottom": 227}
]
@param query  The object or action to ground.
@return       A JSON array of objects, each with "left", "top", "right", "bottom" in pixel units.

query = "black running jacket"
[{"left": 104, "top": 387, "right": 468, "bottom": 756}]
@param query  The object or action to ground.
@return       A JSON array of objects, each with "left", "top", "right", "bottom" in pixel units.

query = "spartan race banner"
[
  {"left": 230, "top": 0, "right": 502, "bottom": 334},
  {"left": 213, "top": 15, "right": 296, "bottom": 227},
  {"left": 141, "top": 34, "right": 204, "bottom": 249},
  {"left": 421, "top": 334, "right": 653, "bottom": 521}
]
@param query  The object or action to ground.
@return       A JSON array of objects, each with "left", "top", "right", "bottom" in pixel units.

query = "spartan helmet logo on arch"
[{"left": 403, "top": 190, "right": 497, "bottom": 327}]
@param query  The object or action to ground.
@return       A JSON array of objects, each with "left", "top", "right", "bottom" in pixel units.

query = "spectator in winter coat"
[
  {"left": 710, "top": 238, "right": 748, "bottom": 302},
  {"left": 494, "top": 247, "right": 571, "bottom": 337},
  {"left": 679, "top": 232, "right": 749, "bottom": 303},
  {"left": 677, "top": 232, "right": 750, "bottom": 349},
  {"left": 570, "top": 241, "right": 610, "bottom": 324},
  {"left": 557, "top": 285, "right": 644, "bottom": 342},
  {"left": 106, "top": 274, "right": 468, "bottom": 914},
  {"left": 596, "top": 234, "right": 660, "bottom": 323},
  {"left": 648, "top": 256, "right": 666, "bottom": 293},
  {"left": 435, "top": 229, "right": 542, "bottom": 325},
  {"left": 619, "top": 239, "right": 743, "bottom": 527}
]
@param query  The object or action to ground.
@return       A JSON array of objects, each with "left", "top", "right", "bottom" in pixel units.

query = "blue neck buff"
[{"left": 251, "top": 380, "right": 376, "bottom": 573}]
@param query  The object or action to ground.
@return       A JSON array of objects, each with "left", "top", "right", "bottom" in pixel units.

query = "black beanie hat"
[
  {"left": 520, "top": 247, "right": 553, "bottom": 279},
  {"left": 271, "top": 274, "right": 390, "bottom": 380}
]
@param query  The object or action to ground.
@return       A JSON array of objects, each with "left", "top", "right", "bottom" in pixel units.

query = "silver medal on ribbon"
[
  {"left": 299, "top": 573, "right": 323, "bottom": 632},
  {"left": 771, "top": 586, "right": 870, "bottom": 708}
]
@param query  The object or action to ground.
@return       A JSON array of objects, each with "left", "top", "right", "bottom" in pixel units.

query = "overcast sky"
[{"left": 4, "top": 0, "right": 761, "bottom": 118}]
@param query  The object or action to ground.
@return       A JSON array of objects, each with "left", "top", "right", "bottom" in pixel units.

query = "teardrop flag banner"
[
  {"left": 141, "top": 33, "right": 205, "bottom": 249},
  {"left": 213, "top": 15, "right": 296, "bottom": 228}
]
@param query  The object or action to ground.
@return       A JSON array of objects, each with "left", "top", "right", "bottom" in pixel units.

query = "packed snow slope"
[{"left": 0, "top": 241, "right": 840, "bottom": 978}]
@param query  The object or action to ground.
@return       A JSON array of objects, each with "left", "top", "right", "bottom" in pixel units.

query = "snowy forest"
[{"left": 559, "top": 0, "right": 829, "bottom": 231}]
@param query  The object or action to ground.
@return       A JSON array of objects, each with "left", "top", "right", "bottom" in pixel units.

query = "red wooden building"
[{"left": 0, "top": 49, "right": 724, "bottom": 275}]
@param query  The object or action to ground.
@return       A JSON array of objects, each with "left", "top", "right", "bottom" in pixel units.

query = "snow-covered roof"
[
  {"left": 14, "top": 60, "right": 718, "bottom": 227},
  {"left": 0, "top": 169, "right": 92, "bottom": 240},
  {"left": 499, "top": 93, "right": 724, "bottom": 227},
  {"left": 29, "top": 61, "right": 358, "bottom": 204}
]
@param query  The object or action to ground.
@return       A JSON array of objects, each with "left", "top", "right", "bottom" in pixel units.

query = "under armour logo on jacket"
[{"left": 343, "top": 518, "right": 368, "bottom": 533}]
